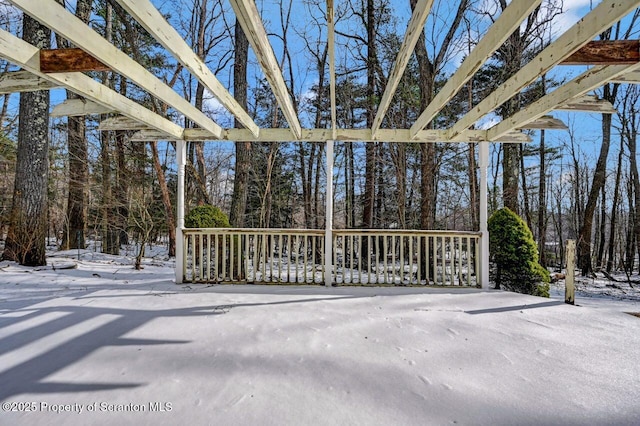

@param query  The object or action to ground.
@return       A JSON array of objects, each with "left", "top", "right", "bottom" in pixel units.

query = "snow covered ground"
[{"left": 1, "top": 247, "right": 639, "bottom": 425}]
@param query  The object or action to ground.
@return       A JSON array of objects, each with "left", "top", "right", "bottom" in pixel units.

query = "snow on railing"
[{"left": 182, "top": 228, "right": 480, "bottom": 286}]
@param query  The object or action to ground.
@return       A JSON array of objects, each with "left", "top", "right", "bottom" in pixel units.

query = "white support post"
[
  {"left": 325, "top": 140, "right": 334, "bottom": 287},
  {"left": 479, "top": 142, "right": 490, "bottom": 290},
  {"left": 175, "top": 140, "right": 186, "bottom": 284}
]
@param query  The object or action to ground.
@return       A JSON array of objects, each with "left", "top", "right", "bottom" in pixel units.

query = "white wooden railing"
[{"left": 183, "top": 228, "right": 480, "bottom": 286}]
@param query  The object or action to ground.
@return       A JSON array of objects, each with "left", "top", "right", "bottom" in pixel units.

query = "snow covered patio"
[{"left": 1, "top": 259, "right": 640, "bottom": 425}]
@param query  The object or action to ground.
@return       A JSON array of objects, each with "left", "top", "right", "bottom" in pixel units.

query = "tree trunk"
[
  {"left": 596, "top": 184, "right": 607, "bottom": 269},
  {"left": 578, "top": 85, "right": 617, "bottom": 275},
  {"left": 2, "top": 16, "right": 50, "bottom": 266},
  {"left": 519, "top": 144, "right": 531, "bottom": 229},
  {"left": 359, "top": 0, "right": 377, "bottom": 268},
  {"left": 607, "top": 143, "right": 623, "bottom": 273},
  {"left": 468, "top": 142, "right": 478, "bottom": 230},
  {"left": 503, "top": 143, "right": 519, "bottom": 213},
  {"left": 57, "top": 0, "right": 92, "bottom": 251},
  {"left": 115, "top": 129, "right": 128, "bottom": 246},
  {"left": 229, "top": 20, "right": 250, "bottom": 228},
  {"left": 537, "top": 130, "right": 546, "bottom": 266},
  {"left": 150, "top": 141, "right": 176, "bottom": 256}
]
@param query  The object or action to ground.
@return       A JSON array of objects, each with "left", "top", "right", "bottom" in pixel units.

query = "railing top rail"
[
  {"left": 182, "top": 228, "right": 481, "bottom": 237},
  {"left": 332, "top": 229, "right": 482, "bottom": 237},
  {"left": 182, "top": 228, "right": 326, "bottom": 235}
]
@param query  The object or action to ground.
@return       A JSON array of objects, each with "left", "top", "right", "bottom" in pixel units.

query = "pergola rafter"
[
  {"left": 409, "top": 0, "right": 542, "bottom": 138},
  {"left": 448, "top": 0, "right": 640, "bottom": 141},
  {"left": 0, "top": 28, "right": 184, "bottom": 139},
  {"left": 51, "top": 98, "right": 115, "bottom": 117},
  {"left": 112, "top": 0, "right": 260, "bottom": 138},
  {"left": 488, "top": 63, "right": 640, "bottom": 140},
  {"left": 11, "top": 0, "right": 223, "bottom": 138},
  {"left": 0, "top": 70, "right": 59, "bottom": 93},
  {"left": 229, "top": 0, "right": 302, "bottom": 139},
  {"left": 371, "top": 0, "right": 435, "bottom": 138}
]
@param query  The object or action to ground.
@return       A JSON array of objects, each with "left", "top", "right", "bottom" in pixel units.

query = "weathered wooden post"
[{"left": 565, "top": 239, "right": 576, "bottom": 305}]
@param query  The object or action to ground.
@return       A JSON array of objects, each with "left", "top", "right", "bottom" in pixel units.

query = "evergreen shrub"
[
  {"left": 184, "top": 205, "right": 230, "bottom": 228},
  {"left": 488, "top": 207, "right": 550, "bottom": 297}
]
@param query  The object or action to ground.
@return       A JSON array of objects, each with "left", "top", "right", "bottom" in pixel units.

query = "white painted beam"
[
  {"left": 229, "top": 0, "right": 302, "bottom": 139},
  {"left": 0, "top": 28, "right": 184, "bottom": 139},
  {"left": 130, "top": 130, "right": 175, "bottom": 141},
  {"left": 99, "top": 116, "right": 152, "bottom": 131},
  {"left": 556, "top": 95, "right": 616, "bottom": 113},
  {"left": 130, "top": 128, "right": 532, "bottom": 143},
  {"left": 113, "top": 0, "right": 259, "bottom": 138},
  {"left": 10, "top": 0, "right": 222, "bottom": 138},
  {"left": 410, "top": 0, "right": 541, "bottom": 138},
  {"left": 51, "top": 98, "right": 116, "bottom": 117},
  {"left": 488, "top": 64, "right": 640, "bottom": 140},
  {"left": 609, "top": 69, "right": 640, "bottom": 83},
  {"left": 517, "top": 115, "right": 567, "bottom": 130},
  {"left": 0, "top": 70, "right": 59, "bottom": 93},
  {"left": 449, "top": 0, "right": 640, "bottom": 141},
  {"left": 371, "top": 0, "right": 435, "bottom": 137}
]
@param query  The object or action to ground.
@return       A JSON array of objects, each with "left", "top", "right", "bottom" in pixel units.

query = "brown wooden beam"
[
  {"left": 40, "top": 48, "right": 110, "bottom": 73},
  {"left": 561, "top": 40, "right": 640, "bottom": 65}
]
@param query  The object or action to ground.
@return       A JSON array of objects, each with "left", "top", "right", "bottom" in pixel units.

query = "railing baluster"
[
  {"left": 383, "top": 235, "right": 388, "bottom": 284},
  {"left": 304, "top": 234, "right": 308, "bottom": 284},
  {"left": 261, "top": 233, "right": 267, "bottom": 282},
  {"left": 398, "top": 235, "right": 403, "bottom": 285},
  {"left": 456, "top": 237, "right": 464, "bottom": 286},
  {"left": 189, "top": 233, "right": 195, "bottom": 282},
  {"left": 230, "top": 233, "right": 234, "bottom": 281},
  {"left": 321, "top": 235, "right": 325, "bottom": 284},
  {"left": 392, "top": 235, "right": 397, "bottom": 284},
  {"left": 468, "top": 236, "right": 473, "bottom": 286},
  {"left": 335, "top": 234, "right": 341, "bottom": 284},
  {"left": 416, "top": 236, "right": 420, "bottom": 285},
  {"left": 408, "top": 236, "right": 413, "bottom": 285},
  {"left": 205, "top": 232, "right": 211, "bottom": 282}
]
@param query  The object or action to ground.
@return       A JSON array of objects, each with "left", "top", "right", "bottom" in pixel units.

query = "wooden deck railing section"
[{"left": 182, "top": 228, "right": 480, "bottom": 286}]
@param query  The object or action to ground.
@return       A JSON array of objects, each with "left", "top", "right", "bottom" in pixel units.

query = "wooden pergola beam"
[
  {"left": 130, "top": 127, "right": 529, "bottom": 143},
  {"left": 560, "top": 40, "right": 640, "bottom": 65},
  {"left": 556, "top": 95, "right": 616, "bottom": 113},
  {"left": 51, "top": 98, "right": 116, "bottom": 117},
  {"left": 410, "top": 0, "right": 542, "bottom": 138},
  {"left": 609, "top": 69, "right": 640, "bottom": 83},
  {"left": 99, "top": 116, "right": 152, "bottom": 131},
  {"left": 516, "top": 115, "right": 567, "bottom": 130},
  {"left": 40, "top": 48, "right": 109, "bottom": 73},
  {"left": 488, "top": 63, "right": 640, "bottom": 140},
  {"left": 0, "top": 70, "right": 59, "bottom": 93},
  {"left": 129, "top": 127, "right": 531, "bottom": 143},
  {"left": 229, "top": 0, "right": 302, "bottom": 139},
  {"left": 113, "top": 0, "right": 259, "bottom": 138},
  {"left": 0, "top": 28, "right": 184, "bottom": 139},
  {"left": 449, "top": 0, "right": 639, "bottom": 141},
  {"left": 10, "top": 0, "right": 223, "bottom": 139},
  {"left": 371, "top": 0, "right": 435, "bottom": 138}
]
